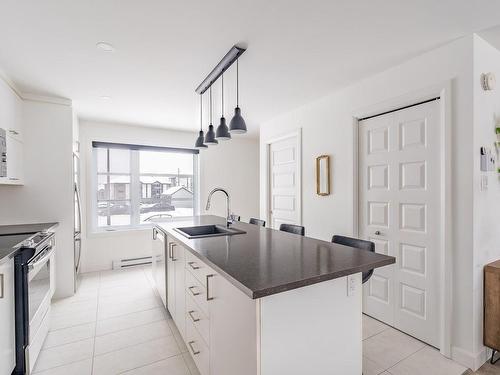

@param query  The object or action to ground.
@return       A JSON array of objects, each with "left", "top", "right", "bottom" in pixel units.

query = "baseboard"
[{"left": 452, "top": 346, "right": 489, "bottom": 371}]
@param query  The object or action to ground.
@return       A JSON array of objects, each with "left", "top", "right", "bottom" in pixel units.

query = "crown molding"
[{"left": 21, "top": 92, "right": 72, "bottom": 106}]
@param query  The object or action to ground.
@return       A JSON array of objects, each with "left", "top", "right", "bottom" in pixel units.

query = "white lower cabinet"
[
  {"left": 166, "top": 240, "right": 257, "bottom": 375},
  {"left": 0, "top": 258, "right": 16, "bottom": 375},
  {"left": 166, "top": 239, "right": 186, "bottom": 339}
]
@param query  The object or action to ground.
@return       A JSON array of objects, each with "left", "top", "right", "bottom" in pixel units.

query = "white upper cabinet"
[{"left": 0, "top": 77, "right": 24, "bottom": 185}]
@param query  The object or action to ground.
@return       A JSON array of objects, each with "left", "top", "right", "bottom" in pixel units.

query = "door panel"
[
  {"left": 269, "top": 135, "right": 300, "bottom": 229},
  {"left": 360, "top": 100, "right": 441, "bottom": 347}
]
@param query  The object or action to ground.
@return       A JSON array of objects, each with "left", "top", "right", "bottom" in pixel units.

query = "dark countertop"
[
  {"left": 155, "top": 215, "right": 395, "bottom": 299},
  {"left": 0, "top": 222, "right": 59, "bottom": 263}
]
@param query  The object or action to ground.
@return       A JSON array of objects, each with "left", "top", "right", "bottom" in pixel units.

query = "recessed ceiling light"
[
  {"left": 96, "top": 42, "right": 115, "bottom": 52},
  {"left": 100, "top": 96, "right": 111, "bottom": 100}
]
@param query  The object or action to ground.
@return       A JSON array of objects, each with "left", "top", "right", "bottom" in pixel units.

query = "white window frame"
[{"left": 91, "top": 143, "right": 199, "bottom": 232}]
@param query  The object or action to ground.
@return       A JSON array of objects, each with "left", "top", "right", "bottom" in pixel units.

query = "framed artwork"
[{"left": 316, "top": 155, "right": 331, "bottom": 196}]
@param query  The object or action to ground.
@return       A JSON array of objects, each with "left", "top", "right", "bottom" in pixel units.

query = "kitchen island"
[{"left": 153, "top": 215, "right": 394, "bottom": 375}]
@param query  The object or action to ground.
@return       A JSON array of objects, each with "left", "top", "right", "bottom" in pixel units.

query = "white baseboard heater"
[{"left": 112, "top": 256, "right": 152, "bottom": 270}]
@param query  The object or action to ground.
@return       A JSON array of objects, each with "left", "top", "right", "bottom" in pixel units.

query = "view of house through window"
[{"left": 94, "top": 143, "right": 196, "bottom": 229}]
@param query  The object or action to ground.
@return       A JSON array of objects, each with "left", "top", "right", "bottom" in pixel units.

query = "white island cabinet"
[
  {"left": 0, "top": 258, "right": 16, "bottom": 375},
  {"left": 158, "top": 227, "right": 363, "bottom": 375}
]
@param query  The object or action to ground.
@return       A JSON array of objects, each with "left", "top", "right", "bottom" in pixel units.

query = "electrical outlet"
[{"left": 347, "top": 275, "right": 357, "bottom": 296}]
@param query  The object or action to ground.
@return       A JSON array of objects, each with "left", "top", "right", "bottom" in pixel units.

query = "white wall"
[
  {"left": 79, "top": 120, "right": 259, "bottom": 272},
  {"left": 472, "top": 35, "right": 500, "bottom": 365},
  {"left": 259, "top": 36, "right": 478, "bottom": 367},
  {"left": 0, "top": 78, "right": 75, "bottom": 298}
]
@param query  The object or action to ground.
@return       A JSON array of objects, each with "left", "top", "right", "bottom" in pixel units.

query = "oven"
[{"left": 14, "top": 232, "right": 55, "bottom": 375}]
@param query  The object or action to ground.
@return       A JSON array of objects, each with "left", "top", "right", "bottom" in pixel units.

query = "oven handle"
[{"left": 28, "top": 246, "right": 55, "bottom": 272}]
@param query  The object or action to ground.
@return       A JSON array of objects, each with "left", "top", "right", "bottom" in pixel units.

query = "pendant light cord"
[
  {"left": 209, "top": 86, "right": 212, "bottom": 124},
  {"left": 199, "top": 94, "right": 203, "bottom": 131},
  {"left": 236, "top": 59, "right": 239, "bottom": 107},
  {"left": 221, "top": 74, "right": 224, "bottom": 116}
]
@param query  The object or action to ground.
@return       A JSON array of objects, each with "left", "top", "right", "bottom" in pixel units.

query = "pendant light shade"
[
  {"left": 229, "top": 107, "right": 247, "bottom": 134},
  {"left": 195, "top": 94, "right": 208, "bottom": 149},
  {"left": 215, "top": 116, "right": 231, "bottom": 140},
  {"left": 204, "top": 86, "right": 218, "bottom": 145},
  {"left": 215, "top": 74, "right": 231, "bottom": 141},
  {"left": 230, "top": 59, "right": 247, "bottom": 134}
]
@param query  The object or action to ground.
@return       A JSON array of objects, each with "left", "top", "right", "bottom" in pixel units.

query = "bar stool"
[
  {"left": 331, "top": 235, "right": 375, "bottom": 283},
  {"left": 249, "top": 218, "right": 265, "bottom": 227},
  {"left": 279, "top": 223, "right": 305, "bottom": 236}
]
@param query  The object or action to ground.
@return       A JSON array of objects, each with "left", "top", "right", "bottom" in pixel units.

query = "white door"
[
  {"left": 359, "top": 100, "right": 441, "bottom": 347},
  {"left": 268, "top": 134, "right": 301, "bottom": 229}
]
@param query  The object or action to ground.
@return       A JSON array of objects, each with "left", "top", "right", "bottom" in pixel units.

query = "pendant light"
[
  {"left": 229, "top": 59, "right": 247, "bottom": 134},
  {"left": 204, "top": 86, "right": 218, "bottom": 145},
  {"left": 195, "top": 94, "right": 208, "bottom": 149},
  {"left": 215, "top": 73, "right": 231, "bottom": 140}
]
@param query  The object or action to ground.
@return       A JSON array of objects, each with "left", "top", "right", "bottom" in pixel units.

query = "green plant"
[{"left": 496, "top": 127, "right": 500, "bottom": 134}]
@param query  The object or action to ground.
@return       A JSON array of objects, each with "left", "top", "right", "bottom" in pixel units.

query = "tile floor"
[
  {"left": 33, "top": 266, "right": 199, "bottom": 375},
  {"left": 35, "top": 266, "right": 500, "bottom": 375}
]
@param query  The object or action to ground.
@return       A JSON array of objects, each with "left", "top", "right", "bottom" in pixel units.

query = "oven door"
[{"left": 25, "top": 243, "right": 54, "bottom": 374}]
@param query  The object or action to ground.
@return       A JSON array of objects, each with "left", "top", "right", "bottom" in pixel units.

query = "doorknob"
[{"left": 374, "top": 231, "right": 381, "bottom": 235}]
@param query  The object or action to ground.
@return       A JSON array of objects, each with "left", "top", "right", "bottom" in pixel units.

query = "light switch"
[{"left": 481, "top": 175, "right": 489, "bottom": 191}]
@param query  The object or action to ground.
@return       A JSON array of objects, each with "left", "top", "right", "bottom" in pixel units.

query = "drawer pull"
[
  {"left": 188, "top": 310, "right": 200, "bottom": 322},
  {"left": 188, "top": 286, "right": 201, "bottom": 296},
  {"left": 188, "top": 261, "right": 200, "bottom": 270},
  {"left": 0, "top": 274, "right": 4, "bottom": 299},
  {"left": 188, "top": 341, "right": 200, "bottom": 355},
  {"left": 206, "top": 274, "right": 215, "bottom": 301}
]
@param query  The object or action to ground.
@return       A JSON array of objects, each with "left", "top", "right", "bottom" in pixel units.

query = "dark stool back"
[
  {"left": 331, "top": 235, "right": 375, "bottom": 283},
  {"left": 249, "top": 218, "right": 265, "bottom": 227},
  {"left": 279, "top": 223, "right": 305, "bottom": 236}
]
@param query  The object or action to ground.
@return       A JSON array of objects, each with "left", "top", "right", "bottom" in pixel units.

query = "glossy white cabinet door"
[
  {"left": 166, "top": 241, "right": 176, "bottom": 317},
  {"left": 172, "top": 243, "right": 186, "bottom": 339},
  {"left": 152, "top": 228, "right": 167, "bottom": 307},
  {"left": 209, "top": 270, "right": 257, "bottom": 375},
  {"left": 0, "top": 258, "right": 16, "bottom": 375}
]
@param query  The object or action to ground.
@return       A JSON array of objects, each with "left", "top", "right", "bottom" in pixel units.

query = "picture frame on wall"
[{"left": 316, "top": 155, "right": 331, "bottom": 196}]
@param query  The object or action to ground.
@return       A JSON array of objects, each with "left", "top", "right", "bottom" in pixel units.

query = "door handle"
[
  {"left": 206, "top": 274, "right": 215, "bottom": 301},
  {"left": 188, "top": 310, "right": 200, "bottom": 322},
  {"left": 374, "top": 231, "right": 381, "bottom": 235},
  {"left": 188, "top": 341, "right": 200, "bottom": 355},
  {"left": 0, "top": 274, "right": 4, "bottom": 299}
]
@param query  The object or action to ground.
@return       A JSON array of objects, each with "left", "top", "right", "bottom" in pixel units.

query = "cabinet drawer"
[
  {"left": 185, "top": 250, "right": 214, "bottom": 287},
  {"left": 185, "top": 269, "right": 209, "bottom": 317},
  {"left": 186, "top": 292, "right": 209, "bottom": 346},
  {"left": 186, "top": 318, "right": 209, "bottom": 375}
]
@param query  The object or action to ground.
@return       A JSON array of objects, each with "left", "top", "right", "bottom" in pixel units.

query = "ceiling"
[{"left": 1, "top": 1, "right": 500, "bottom": 136}]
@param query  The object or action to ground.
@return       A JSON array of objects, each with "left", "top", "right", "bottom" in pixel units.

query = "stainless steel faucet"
[{"left": 205, "top": 187, "right": 232, "bottom": 227}]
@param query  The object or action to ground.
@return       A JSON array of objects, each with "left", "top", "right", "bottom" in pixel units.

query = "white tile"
[
  {"left": 94, "top": 319, "right": 172, "bottom": 355},
  {"left": 363, "top": 328, "right": 426, "bottom": 369},
  {"left": 95, "top": 307, "right": 166, "bottom": 336},
  {"left": 52, "top": 289, "right": 98, "bottom": 305},
  {"left": 33, "top": 338, "right": 94, "bottom": 372},
  {"left": 43, "top": 323, "right": 95, "bottom": 349},
  {"left": 51, "top": 299, "right": 98, "bottom": 316},
  {"left": 49, "top": 308, "right": 97, "bottom": 331},
  {"left": 182, "top": 352, "right": 201, "bottom": 375},
  {"left": 98, "top": 283, "right": 154, "bottom": 300},
  {"left": 33, "top": 358, "right": 92, "bottom": 375},
  {"left": 92, "top": 336, "right": 181, "bottom": 375},
  {"left": 388, "top": 346, "right": 467, "bottom": 375},
  {"left": 97, "top": 296, "right": 161, "bottom": 320},
  {"left": 363, "top": 355, "right": 387, "bottom": 375},
  {"left": 363, "top": 314, "right": 391, "bottom": 340},
  {"left": 122, "top": 354, "right": 190, "bottom": 375}
]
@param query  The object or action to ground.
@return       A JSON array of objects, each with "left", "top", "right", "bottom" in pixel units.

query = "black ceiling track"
[
  {"left": 195, "top": 45, "right": 246, "bottom": 95},
  {"left": 358, "top": 97, "right": 440, "bottom": 121}
]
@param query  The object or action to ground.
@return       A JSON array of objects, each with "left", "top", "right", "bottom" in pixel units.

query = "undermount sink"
[{"left": 173, "top": 224, "right": 246, "bottom": 239}]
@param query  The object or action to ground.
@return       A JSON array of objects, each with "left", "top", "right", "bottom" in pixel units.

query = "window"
[{"left": 93, "top": 142, "right": 198, "bottom": 230}]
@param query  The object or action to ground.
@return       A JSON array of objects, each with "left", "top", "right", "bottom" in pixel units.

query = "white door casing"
[
  {"left": 268, "top": 133, "right": 301, "bottom": 229},
  {"left": 359, "top": 100, "right": 441, "bottom": 348}
]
